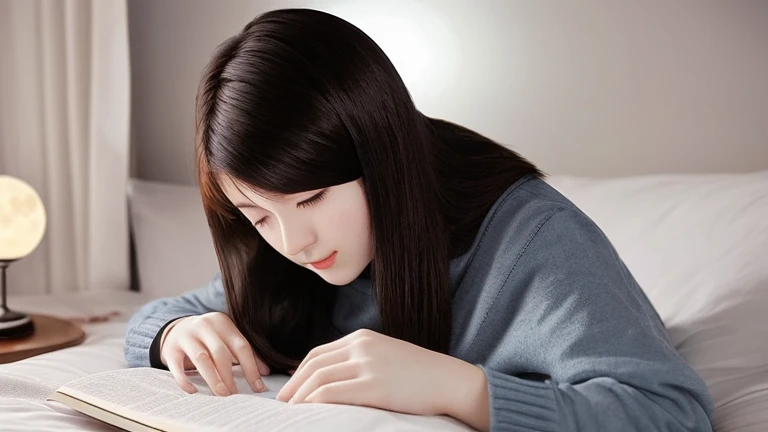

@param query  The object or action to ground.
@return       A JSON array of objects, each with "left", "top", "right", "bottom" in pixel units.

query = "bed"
[{"left": 2, "top": 170, "right": 767, "bottom": 431}]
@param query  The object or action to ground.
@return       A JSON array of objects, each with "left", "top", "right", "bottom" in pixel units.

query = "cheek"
[
  {"left": 328, "top": 204, "right": 371, "bottom": 244},
  {"left": 252, "top": 220, "right": 286, "bottom": 255}
]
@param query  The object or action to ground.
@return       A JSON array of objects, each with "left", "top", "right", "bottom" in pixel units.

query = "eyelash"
[{"left": 252, "top": 190, "right": 327, "bottom": 228}]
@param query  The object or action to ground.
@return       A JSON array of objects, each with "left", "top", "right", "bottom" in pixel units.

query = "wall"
[{"left": 128, "top": 0, "right": 768, "bottom": 184}]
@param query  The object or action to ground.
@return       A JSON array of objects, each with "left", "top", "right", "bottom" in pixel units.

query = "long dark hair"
[{"left": 195, "top": 8, "right": 542, "bottom": 373}]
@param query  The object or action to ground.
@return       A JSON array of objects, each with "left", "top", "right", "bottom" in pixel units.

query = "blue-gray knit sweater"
[{"left": 125, "top": 175, "right": 714, "bottom": 431}]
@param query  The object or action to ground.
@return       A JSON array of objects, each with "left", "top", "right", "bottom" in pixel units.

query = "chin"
[{"left": 318, "top": 267, "right": 361, "bottom": 286}]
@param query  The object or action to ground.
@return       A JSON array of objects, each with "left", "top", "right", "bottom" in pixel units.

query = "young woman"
[{"left": 125, "top": 8, "right": 713, "bottom": 431}]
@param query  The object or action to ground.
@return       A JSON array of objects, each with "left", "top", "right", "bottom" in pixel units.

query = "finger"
[
  {"left": 305, "top": 377, "right": 371, "bottom": 406},
  {"left": 277, "top": 346, "right": 349, "bottom": 402},
  {"left": 182, "top": 339, "right": 230, "bottom": 397},
  {"left": 291, "top": 362, "right": 357, "bottom": 404},
  {"left": 216, "top": 318, "right": 271, "bottom": 377},
  {"left": 255, "top": 355, "right": 271, "bottom": 377},
  {"left": 226, "top": 335, "right": 265, "bottom": 392},
  {"left": 166, "top": 349, "right": 197, "bottom": 394},
  {"left": 292, "top": 334, "right": 352, "bottom": 377},
  {"left": 199, "top": 331, "right": 238, "bottom": 395}
]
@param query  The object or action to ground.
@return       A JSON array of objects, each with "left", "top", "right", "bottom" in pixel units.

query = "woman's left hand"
[{"left": 275, "top": 328, "right": 477, "bottom": 417}]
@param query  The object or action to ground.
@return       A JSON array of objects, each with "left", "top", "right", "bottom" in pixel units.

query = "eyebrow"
[{"left": 233, "top": 189, "right": 326, "bottom": 210}]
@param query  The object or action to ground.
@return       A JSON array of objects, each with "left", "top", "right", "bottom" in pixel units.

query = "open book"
[
  {"left": 47, "top": 366, "right": 293, "bottom": 431},
  {"left": 47, "top": 366, "right": 472, "bottom": 431}
]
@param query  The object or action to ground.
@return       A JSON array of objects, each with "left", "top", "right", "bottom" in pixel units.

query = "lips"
[{"left": 309, "top": 251, "right": 337, "bottom": 270}]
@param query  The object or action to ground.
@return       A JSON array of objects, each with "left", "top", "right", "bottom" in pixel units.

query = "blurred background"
[
  {"left": 128, "top": 0, "right": 768, "bottom": 183},
  {"left": 1, "top": 0, "right": 767, "bottom": 295}
]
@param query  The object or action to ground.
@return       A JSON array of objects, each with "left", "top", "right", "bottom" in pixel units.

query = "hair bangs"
[{"left": 204, "top": 74, "right": 362, "bottom": 199}]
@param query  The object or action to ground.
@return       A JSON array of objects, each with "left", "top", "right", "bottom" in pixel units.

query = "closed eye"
[
  {"left": 253, "top": 189, "right": 328, "bottom": 227},
  {"left": 297, "top": 189, "right": 328, "bottom": 209}
]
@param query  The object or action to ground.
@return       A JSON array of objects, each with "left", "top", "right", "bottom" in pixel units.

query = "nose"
[{"left": 279, "top": 217, "right": 317, "bottom": 257}]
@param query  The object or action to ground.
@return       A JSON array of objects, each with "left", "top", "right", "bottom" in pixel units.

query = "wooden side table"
[{"left": 0, "top": 314, "right": 85, "bottom": 363}]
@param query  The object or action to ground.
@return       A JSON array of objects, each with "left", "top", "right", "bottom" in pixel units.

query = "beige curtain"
[{"left": 0, "top": 0, "right": 131, "bottom": 294}]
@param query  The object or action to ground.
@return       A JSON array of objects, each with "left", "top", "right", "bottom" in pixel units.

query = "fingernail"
[
  {"left": 255, "top": 379, "right": 265, "bottom": 392},
  {"left": 288, "top": 398, "right": 294, "bottom": 404},
  {"left": 185, "top": 385, "right": 198, "bottom": 394}
]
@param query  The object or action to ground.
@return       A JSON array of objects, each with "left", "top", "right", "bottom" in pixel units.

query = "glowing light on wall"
[{"left": 325, "top": 0, "right": 459, "bottom": 109}]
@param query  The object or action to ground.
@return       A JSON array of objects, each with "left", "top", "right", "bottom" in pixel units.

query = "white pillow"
[
  {"left": 547, "top": 170, "right": 768, "bottom": 432},
  {"left": 128, "top": 179, "right": 219, "bottom": 298}
]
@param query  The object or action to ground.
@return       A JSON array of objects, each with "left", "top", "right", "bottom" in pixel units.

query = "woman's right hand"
[{"left": 159, "top": 311, "right": 270, "bottom": 396}]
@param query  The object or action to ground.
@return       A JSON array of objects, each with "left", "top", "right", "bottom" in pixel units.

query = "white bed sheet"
[
  {"left": 0, "top": 292, "right": 472, "bottom": 432},
  {"left": 0, "top": 292, "right": 151, "bottom": 432}
]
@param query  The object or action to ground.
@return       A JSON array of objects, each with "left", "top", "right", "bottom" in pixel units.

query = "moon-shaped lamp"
[{"left": 0, "top": 175, "right": 47, "bottom": 339}]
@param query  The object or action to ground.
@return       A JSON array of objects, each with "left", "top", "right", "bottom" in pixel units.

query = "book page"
[
  {"left": 51, "top": 366, "right": 472, "bottom": 431},
  {"left": 53, "top": 367, "right": 298, "bottom": 430}
]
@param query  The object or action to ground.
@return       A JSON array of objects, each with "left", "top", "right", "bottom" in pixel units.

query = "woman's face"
[{"left": 219, "top": 176, "right": 374, "bottom": 286}]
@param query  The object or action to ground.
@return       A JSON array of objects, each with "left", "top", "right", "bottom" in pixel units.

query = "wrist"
[
  {"left": 159, "top": 318, "right": 185, "bottom": 365},
  {"left": 444, "top": 360, "right": 490, "bottom": 431}
]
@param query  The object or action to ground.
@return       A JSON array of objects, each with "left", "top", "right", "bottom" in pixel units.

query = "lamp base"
[{"left": 0, "top": 309, "right": 36, "bottom": 339}]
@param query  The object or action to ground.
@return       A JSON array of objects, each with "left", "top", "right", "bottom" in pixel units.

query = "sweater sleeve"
[
  {"left": 475, "top": 209, "right": 714, "bottom": 431},
  {"left": 124, "top": 273, "right": 228, "bottom": 368}
]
